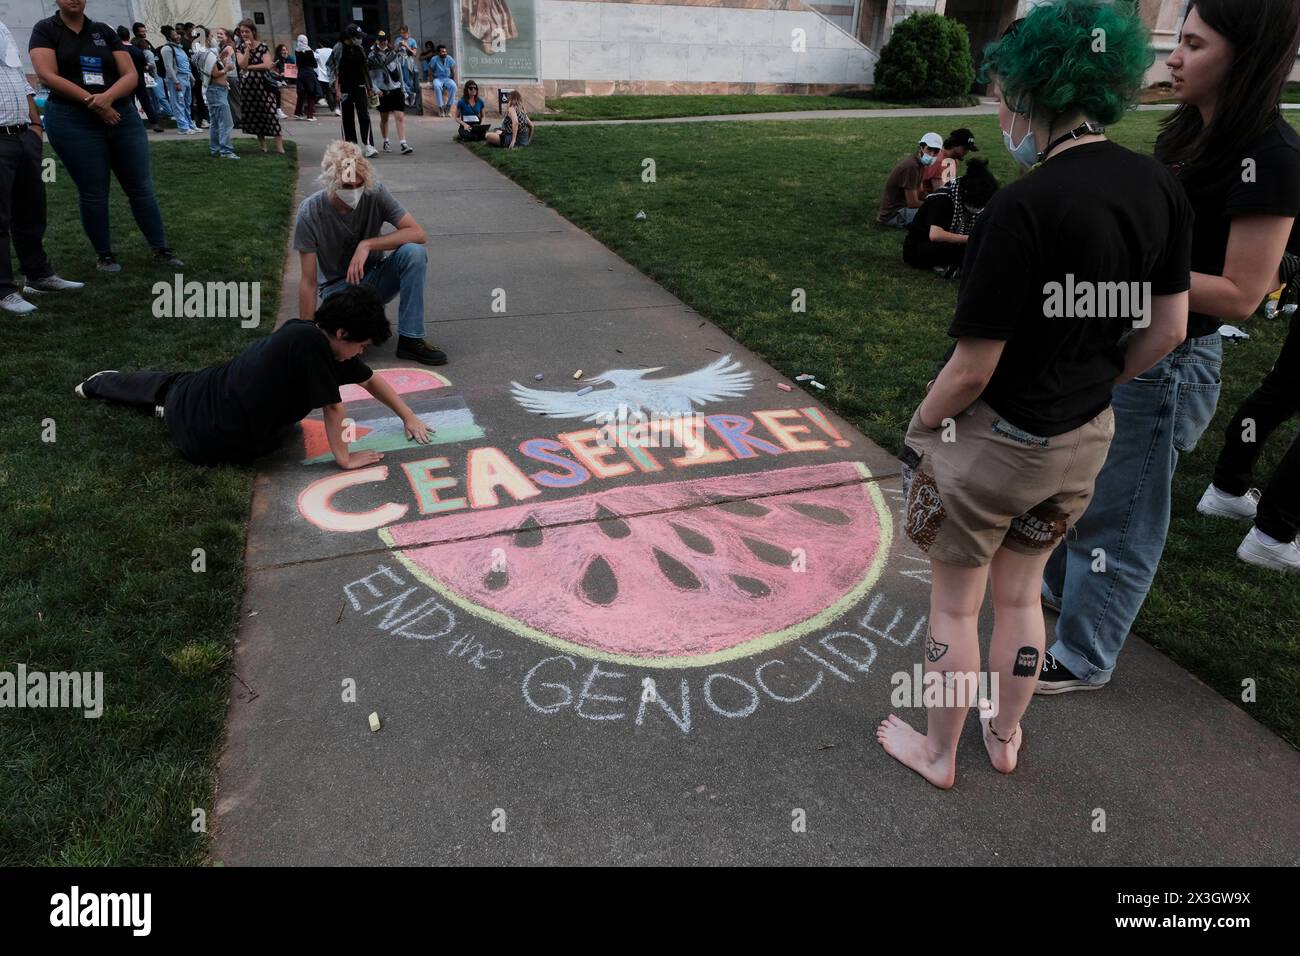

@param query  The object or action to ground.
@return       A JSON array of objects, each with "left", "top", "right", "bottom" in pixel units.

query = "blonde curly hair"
[{"left": 318, "top": 140, "right": 376, "bottom": 194}]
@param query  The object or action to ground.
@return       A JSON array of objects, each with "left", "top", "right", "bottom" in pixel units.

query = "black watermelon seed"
[
  {"left": 788, "top": 502, "right": 852, "bottom": 525},
  {"left": 718, "top": 499, "right": 770, "bottom": 517},
  {"left": 581, "top": 555, "right": 619, "bottom": 605},
  {"left": 731, "top": 574, "right": 772, "bottom": 598},
  {"left": 515, "top": 515, "right": 543, "bottom": 548},
  {"left": 595, "top": 504, "right": 631, "bottom": 539},
  {"left": 741, "top": 535, "right": 792, "bottom": 567},
  {"left": 484, "top": 569, "right": 508, "bottom": 591},
  {"left": 654, "top": 548, "right": 702, "bottom": 590},
  {"left": 670, "top": 522, "right": 716, "bottom": 555}
]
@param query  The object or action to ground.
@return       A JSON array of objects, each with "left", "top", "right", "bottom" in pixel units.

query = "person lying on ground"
[{"left": 74, "top": 285, "right": 433, "bottom": 468}]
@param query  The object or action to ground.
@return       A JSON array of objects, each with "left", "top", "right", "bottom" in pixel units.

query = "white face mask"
[{"left": 336, "top": 186, "right": 363, "bottom": 209}]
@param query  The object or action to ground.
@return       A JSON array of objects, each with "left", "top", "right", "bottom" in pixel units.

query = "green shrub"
[{"left": 873, "top": 13, "right": 975, "bottom": 103}]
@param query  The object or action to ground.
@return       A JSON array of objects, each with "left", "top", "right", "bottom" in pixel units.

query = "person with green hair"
[{"left": 878, "top": 0, "right": 1192, "bottom": 788}]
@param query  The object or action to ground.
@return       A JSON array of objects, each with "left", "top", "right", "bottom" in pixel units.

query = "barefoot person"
[
  {"left": 74, "top": 286, "right": 432, "bottom": 468},
  {"left": 877, "top": 0, "right": 1192, "bottom": 787},
  {"left": 1040, "top": 0, "right": 1300, "bottom": 690}
]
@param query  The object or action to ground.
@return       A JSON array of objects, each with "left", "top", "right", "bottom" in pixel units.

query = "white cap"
[{"left": 919, "top": 132, "right": 943, "bottom": 150}]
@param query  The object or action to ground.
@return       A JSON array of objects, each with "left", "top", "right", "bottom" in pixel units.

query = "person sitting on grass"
[
  {"left": 920, "top": 128, "right": 980, "bottom": 197},
  {"left": 485, "top": 89, "right": 532, "bottom": 148},
  {"left": 453, "top": 80, "right": 486, "bottom": 140},
  {"left": 294, "top": 139, "right": 446, "bottom": 365},
  {"left": 73, "top": 285, "right": 433, "bottom": 468},
  {"left": 877, "top": 132, "right": 943, "bottom": 228},
  {"left": 903, "top": 158, "right": 1000, "bottom": 278}
]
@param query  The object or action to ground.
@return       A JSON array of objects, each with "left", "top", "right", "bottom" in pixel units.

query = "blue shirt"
[
  {"left": 456, "top": 97, "right": 482, "bottom": 120},
  {"left": 431, "top": 54, "right": 454, "bottom": 79}
]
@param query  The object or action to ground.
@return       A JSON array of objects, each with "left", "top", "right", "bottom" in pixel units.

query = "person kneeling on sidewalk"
[
  {"left": 294, "top": 139, "right": 445, "bottom": 365},
  {"left": 74, "top": 285, "right": 433, "bottom": 468}
]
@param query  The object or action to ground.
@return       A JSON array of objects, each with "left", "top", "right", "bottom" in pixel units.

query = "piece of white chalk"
[
  {"left": 573, "top": 369, "right": 583, "bottom": 380},
  {"left": 810, "top": 380, "right": 827, "bottom": 390},
  {"left": 795, "top": 374, "right": 815, "bottom": 381},
  {"left": 368, "top": 712, "right": 381, "bottom": 732}
]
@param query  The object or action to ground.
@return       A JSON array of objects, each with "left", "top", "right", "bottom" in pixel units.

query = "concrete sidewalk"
[{"left": 213, "top": 113, "right": 1300, "bottom": 866}]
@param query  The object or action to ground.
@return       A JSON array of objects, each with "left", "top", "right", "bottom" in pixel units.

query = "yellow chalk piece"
[
  {"left": 572, "top": 369, "right": 584, "bottom": 380},
  {"left": 368, "top": 712, "right": 381, "bottom": 732}
]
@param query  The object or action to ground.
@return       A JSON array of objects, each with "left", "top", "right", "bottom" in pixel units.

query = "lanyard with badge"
[{"left": 81, "top": 30, "right": 109, "bottom": 87}]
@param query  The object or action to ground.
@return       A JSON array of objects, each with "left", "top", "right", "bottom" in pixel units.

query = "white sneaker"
[
  {"left": 1197, "top": 483, "right": 1261, "bottom": 521},
  {"left": 334, "top": 107, "right": 342, "bottom": 116},
  {"left": 1, "top": 292, "right": 36, "bottom": 314},
  {"left": 382, "top": 139, "right": 392, "bottom": 152},
  {"left": 275, "top": 109, "right": 287, "bottom": 120},
  {"left": 75, "top": 370, "right": 117, "bottom": 399},
  {"left": 1237, "top": 527, "right": 1300, "bottom": 573},
  {"left": 25, "top": 274, "right": 85, "bottom": 292},
  {"left": 363, "top": 144, "right": 379, "bottom": 157}
]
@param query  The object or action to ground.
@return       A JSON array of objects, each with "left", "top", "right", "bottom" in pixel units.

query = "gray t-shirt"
[{"left": 292, "top": 185, "right": 407, "bottom": 287}]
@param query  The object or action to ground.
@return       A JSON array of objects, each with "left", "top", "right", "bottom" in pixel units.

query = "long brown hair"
[{"left": 1156, "top": 0, "right": 1300, "bottom": 174}]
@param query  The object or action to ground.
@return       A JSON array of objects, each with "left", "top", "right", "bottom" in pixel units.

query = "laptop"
[{"left": 461, "top": 115, "right": 489, "bottom": 141}]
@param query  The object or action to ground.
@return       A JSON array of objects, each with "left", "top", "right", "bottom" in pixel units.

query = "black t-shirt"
[
  {"left": 904, "top": 194, "right": 954, "bottom": 261},
  {"left": 28, "top": 14, "right": 125, "bottom": 104},
  {"left": 338, "top": 43, "right": 368, "bottom": 87},
  {"left": 1173, "top": 114, "right": 1300, "bottom": 338},
  {"left": 947, "top": 140, "right": 1193, "bottom": 437},
  {"left": 122, "top": 41, "right": 146, "bottom": 82},
  {"left": 165, "top": 321, "right": 372, "bottom": 464}
]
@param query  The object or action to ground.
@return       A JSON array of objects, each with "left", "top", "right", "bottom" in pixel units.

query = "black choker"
[{"left": 1037, "top": 121, "right": 1106, "bottom": 164}]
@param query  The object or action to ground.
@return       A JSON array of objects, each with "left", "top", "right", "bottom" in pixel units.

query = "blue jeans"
[
  {"left": 320, "top": 242, "right": 427, "bottom": 338},
  {"left": 432, "top": 78, "right": 456, "bottom": 108},
  {"left": 152, "top": 84, "right": 171, "bottom": 117},
  {"left": 43, "top": 98, "right": 168, "bottom": 255},
  {"left": 166, "top": 74, "right": 195, "bottom": 131},
  {"left": 205, "top": 85, "right": 235, "bottom": 156},
  {"left": 1044, "top": 334, "right": 1224, "bottom": 684}
]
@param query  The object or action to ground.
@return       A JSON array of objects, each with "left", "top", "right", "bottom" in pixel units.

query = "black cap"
[
  {"left": 947, "top": 128, "right": 978, "bottom": 151},
  {"left": 344, "top": 23, "right": 364, "bottom": 38}
]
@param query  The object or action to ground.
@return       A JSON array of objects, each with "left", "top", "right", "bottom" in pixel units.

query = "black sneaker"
[
  {"left": 395, "top": 336, "right": 447, "bottom": 366},
  {"left": 1034, "top": 652, "right": 1105, "bottom": 696},
  {"left": 153, "top": 248, "right": 184, "bottom": 267},
  {"left": 96, "top": 253, "right": 121, "bottom": 273}
]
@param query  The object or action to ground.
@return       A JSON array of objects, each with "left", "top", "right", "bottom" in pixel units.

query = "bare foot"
[
  {"left": 980, "top": 713, "right": 1022, "bottom": 774},
  {"left": 876, "top": 714, "right": 955, "bottom": 789}
]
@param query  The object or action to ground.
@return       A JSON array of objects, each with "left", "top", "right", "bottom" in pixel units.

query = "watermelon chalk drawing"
[{"left": 381, "top": 461, "right": 892, "bottom": 669}]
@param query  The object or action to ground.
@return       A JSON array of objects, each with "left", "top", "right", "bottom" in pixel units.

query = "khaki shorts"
[{"left": 900, "top": 399, "right": 1115, "bottom": 567}]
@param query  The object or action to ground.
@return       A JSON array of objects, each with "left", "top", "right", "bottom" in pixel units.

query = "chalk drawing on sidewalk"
[
  {"left": 380, "top": 460, "right": 892, "bottom": 669},
  {"left": 301, "top": 368, "right": 482, "bottom": 463},
  {"left": 510, "top": 355, "right": 752, "bottom": 420}
]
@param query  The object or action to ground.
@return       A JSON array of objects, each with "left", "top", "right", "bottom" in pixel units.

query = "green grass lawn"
[
  {"left": 0, "top": 139, "right": 297, "bottom": 864},
  {"left": 541, "top": 92, "right": 969, "bottom": 121},
  {"left": 470, "top": 113, "right": 1300, "bottom": 746}
]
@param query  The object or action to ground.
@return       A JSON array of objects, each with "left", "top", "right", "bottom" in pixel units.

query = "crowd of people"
[{"left": 875, "top": 0, "right": 1300, "bottom": 791}]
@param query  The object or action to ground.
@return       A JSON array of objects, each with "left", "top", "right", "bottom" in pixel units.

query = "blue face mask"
[
  {"left": 919, "top": 152, "right": 936, "bottom": 167},
  {"left": 1003, "top": 110, "right": 1039, "bottom": 169}
]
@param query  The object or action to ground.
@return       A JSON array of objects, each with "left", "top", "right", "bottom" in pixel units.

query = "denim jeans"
[
  {"left": 152, "top": 84, "right": 171, "bottom": 117},
  {"left": 320, "top": 242, "right": 427, "bottom": 338},
  {"left": 205, "top": 85, "right": 235, "bottom": 156},
  {"left": 43, "top": 98, "right": 168, "bottom": 255},
  {"left": 432, "top": 77, "right": 456, "bottom": 108},
  {"left": 1044, "top": 334, "right": 1224, "bottom": 684},
  {"left": 166, "top": 74, "right": 195, "bottom": 131}
]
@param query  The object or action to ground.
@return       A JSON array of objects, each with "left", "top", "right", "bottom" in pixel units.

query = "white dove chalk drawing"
[{"left": 510, "top": 355, "right": 753, "bottom": 420}]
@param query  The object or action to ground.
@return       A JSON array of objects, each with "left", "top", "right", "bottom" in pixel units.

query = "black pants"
[
  {"left": 294, "top": 72, "right": 319, "bottom": 117},
  {"left": 0, "top": 130, "right": 53, "bottom": 297},
  {"left": 191, "top": 78, "right": 208, "bottom": 126},
  {"left": 903, "top": 240, "right": 964, "bottom": 270},
  {"left": 1213, "top": 310, "right": 1300, "bottom": 541},
  {"left": 83, "top": 370, "right": 188, "bottom": 410},
  {"left": 339, "top": 84, "right": 372, "bottom": 146}
]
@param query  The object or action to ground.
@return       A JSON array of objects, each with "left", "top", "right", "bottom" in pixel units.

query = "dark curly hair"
[
  {"left": 982, "top": 0, "right": 1154, "bottom": 126},
  {"left": 313, "top": 285, "right": 391, "bottom": 345}
]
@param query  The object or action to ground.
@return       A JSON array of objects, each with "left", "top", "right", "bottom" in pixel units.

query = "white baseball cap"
[{"left": 919, "top": 132, "right": 944, "bottom": 150}]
